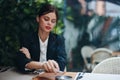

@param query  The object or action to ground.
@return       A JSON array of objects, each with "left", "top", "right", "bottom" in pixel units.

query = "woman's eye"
[
  {"left": 44, "top": 17, "right": 49, "bottom": 21},
  {"left": 51, "top": 19, "right": 56, "bottom": 23},
  {"left": 44, "top": 16, "right": 56, "bottom": 23}
]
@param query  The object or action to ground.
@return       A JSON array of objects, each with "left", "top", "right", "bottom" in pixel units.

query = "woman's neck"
[{"left": 38, "top": 30, "right": 49, "bottom": 42}]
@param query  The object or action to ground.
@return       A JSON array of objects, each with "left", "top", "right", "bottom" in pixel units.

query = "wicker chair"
[
  {"left": 92, "top": 57, "right": 120, "bottom": 74},
  {"left": 91, "top": 48, "right": 112, "bottom": 69},
  {"left": 81, "top": 46, "right": 94, "bottom": 71}
]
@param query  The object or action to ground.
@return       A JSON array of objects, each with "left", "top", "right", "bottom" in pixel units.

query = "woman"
[{"left": 16, "top": 3, "right": 67, "bottom": 73}]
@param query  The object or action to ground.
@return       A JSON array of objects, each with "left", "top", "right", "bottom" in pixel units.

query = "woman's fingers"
[
  {"left": 52, "top": 60, "right": 59, "bottom": 70},
  {"left": 19, "top": 47, "right": 31, "bottom": 59},
  {"left": 52, "top": 60, "right": 60, "bottom": 72},
  {"left": 42, "top": 60, "right": 60, "bottom": 73},
  {"left": 47, "top": 60, "right": 55, "bottom": 72},
  {"left": 42, "top": 62, "right": 49, "bottom": 72}
]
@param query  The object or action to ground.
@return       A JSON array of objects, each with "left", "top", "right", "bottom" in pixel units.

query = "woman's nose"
[{"left": 47, "top": 21, "right": 51, "bottom": 25}]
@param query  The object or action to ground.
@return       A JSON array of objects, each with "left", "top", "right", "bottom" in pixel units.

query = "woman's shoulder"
[
  {"left": 50, "top": 32, "right": 64, "bottom": 40},
  {"left": 49, "top": 33, "right": 64, "bottom": 41}
]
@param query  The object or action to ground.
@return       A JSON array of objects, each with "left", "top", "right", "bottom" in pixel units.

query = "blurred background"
[{"left": 0, "top": 0, "right": 120, "bottom": 72}]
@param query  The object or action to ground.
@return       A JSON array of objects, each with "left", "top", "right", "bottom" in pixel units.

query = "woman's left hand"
[{"left": 19, "top": 47, "right": 31, "bottom": 59}]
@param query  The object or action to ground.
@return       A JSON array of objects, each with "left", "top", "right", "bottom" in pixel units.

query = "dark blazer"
[{"left": 16, "top": 32, "right": 67, "bottom": 72}]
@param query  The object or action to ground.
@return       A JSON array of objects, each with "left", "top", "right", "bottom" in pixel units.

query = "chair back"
[
  {"left": 81, "top": 46, "right": 94, "bottom": 71},
  {"left": 91, "top": 48, "right": 112, "bottom": 69},
  {"left": 92, "top": 57, "right": 120, "bottom": 74}
]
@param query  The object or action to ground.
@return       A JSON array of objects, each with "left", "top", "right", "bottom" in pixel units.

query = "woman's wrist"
[
  {"left": 39, "top": 62, "right": 45, "bottom": 69},
  {"left": 25, "top": 61, "right": 44, "bottom": 70},
  {"left": 38, "top": 62, "right": 43, "bottom": 69}
]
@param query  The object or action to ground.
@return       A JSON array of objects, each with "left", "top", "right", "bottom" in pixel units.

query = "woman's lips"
[{"left": 45, "top": 26, "right": 51, "bottom": 30}]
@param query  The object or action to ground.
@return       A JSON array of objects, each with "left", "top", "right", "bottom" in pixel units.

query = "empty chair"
[
  {"left": 91, "top": 48, "right": 112, "bottom": 69},
  {"left": 92, "top": 57, "right": 120, "bottom": 74},
  {"left": 81, "top": 46, "right": 94, "bottom": 71}
]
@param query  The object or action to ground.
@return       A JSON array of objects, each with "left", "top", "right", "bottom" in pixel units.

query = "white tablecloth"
[{"left": 75, "top": 72, "right": 120, "bottom": 80}]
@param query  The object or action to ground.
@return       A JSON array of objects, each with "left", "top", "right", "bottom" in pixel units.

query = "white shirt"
[
  {"left": 39, "top": 36, "right": 49, "bottom": 62},
  {"left": 25, "top": 36, "right": 49, "bottom": 71}
]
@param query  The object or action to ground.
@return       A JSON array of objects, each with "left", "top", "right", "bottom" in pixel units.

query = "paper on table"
[
  {"left": 75, "top": 73, "right": 120, "bottom": 80},
  {"left": 74, "top": 72, "right": 80, "bottom": 80}
]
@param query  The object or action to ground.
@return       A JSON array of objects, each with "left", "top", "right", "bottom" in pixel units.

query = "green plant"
[{"left": 0, "top": 0, "right": 64, "bottom": 66}]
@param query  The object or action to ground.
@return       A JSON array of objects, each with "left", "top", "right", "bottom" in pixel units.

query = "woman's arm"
[
  {"left": 20, "top": 47, "right": 60, "bottom": 73},
  {"left": 26, "top": 60, "right": 59, "bottom": 73}
]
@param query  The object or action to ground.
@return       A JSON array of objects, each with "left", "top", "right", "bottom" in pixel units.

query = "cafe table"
[{"left": 0, "top": 67, "right": 120, "bottom": 80}]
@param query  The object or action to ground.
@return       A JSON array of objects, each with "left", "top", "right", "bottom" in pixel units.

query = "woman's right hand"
[
  {"left": 41, "top": 60, "right": 60, "bottom": 73},
  {"left": 19, "top": 47, "right": 31, "bottom": 59}
]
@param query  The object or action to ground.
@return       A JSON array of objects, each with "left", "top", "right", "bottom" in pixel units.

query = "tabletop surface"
[{"left": 0, "top": 67, "right": 120, "bottom": 80}]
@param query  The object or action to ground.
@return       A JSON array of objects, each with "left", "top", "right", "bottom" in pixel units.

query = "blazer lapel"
[
  {"left": 32, "top": 32, "right": 40, "bottom": 61},
  {"left": 47, "top": 32, "right": 56, "bottom": 60}
]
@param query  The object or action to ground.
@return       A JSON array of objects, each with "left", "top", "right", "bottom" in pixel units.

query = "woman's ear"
[{"left": 36, "top": 16, "right": 39, "bottom": 22}]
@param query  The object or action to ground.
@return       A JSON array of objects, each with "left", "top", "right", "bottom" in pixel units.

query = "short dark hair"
[{"left": 38, "top": 3, "right": 59, "bottom": 22}]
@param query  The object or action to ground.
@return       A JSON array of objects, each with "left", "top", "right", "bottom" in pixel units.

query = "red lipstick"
[{"left": 46, "top": 26, "right": 51, "bottom": 30}]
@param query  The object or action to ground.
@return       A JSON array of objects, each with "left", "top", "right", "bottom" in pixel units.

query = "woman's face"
[{"left": 37, "top": 12, "right": 57, "bottom": 33}]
